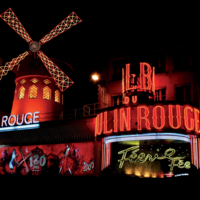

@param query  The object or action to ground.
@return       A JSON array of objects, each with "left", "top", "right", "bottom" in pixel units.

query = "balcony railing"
[{"left": 62, "top": 103, "right": 98, "bottom": 119}]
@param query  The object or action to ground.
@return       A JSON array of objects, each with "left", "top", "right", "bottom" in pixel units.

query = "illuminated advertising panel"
[
  {"left": 102, "top": 134, "right": 192, "bottom": 178},
  {"left": 0, "top": 142, "right": 94, "bottom": 175}
]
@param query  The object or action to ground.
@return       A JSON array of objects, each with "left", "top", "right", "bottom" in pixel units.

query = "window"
[
  {"left": 30, "top": 78, "right": 39, "bottom": 83},
  {"left": 43, "top": 79, "right": 51, "bottom": 84},
  {"left": 112, "top": 95, "right": 123, "bottom": 106},
  {"left": 55, "top": 90, "right": 60, "bottom": 103},
  {"left": 20, "top": 79, "right": 26, "bottom": 84},
  {"left": 154, "top": 88, "right": 166, "bottom": 101},
  {"left": 18, "top": 86, "right": 25, "bottom": 99},
  {"left": 176, "top": 85, "right": 191, "bottom": 102},
  {"left": 29, "top": 85, "right": 37, "bottom": 99},
  {"left": 43, "top": 86, "right": 51, "bottom": 100}
]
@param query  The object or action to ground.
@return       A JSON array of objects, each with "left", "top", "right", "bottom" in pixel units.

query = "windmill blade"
[
  {"left": 0, "top": 8, "right": 33, "bottom": 44},
  {"left": 39, "top": 12, "right": 82, "bottom": 45},
  {"left": 37, "top": 51, "right": 74, "bottom": 92},
  {"left": 0, "top": 51, "right": 29, "bottom": 80}
]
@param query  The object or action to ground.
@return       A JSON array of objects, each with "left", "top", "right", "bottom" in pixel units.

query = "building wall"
[{"left": 98, "top": 44, "right": 199, "bottom": 109}]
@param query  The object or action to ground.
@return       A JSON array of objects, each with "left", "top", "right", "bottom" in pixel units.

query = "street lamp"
[{"left": 92, "top": 74, "right": 99, "bottom": 81}]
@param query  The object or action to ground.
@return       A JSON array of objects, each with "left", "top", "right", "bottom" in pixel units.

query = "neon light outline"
[
  {"left": 184, "top": 106, "right": 194, "bottom": 131},
  {"left": 103, "top": 111, "right": 113, "bottom": 134},
  {"left": 152, "top": 106, "right": 165, "bottom": 129},
  {"left": 132, "top": 95, "right": 137, "bottom": 103},
  {"left": 137, "top": 106, "right": 151, "bottom": 130},
  {"left": 114, "top": 109, "right": 118, "bottom": 132},
  {"left": 0, "top": 124, "right": 40, "bottom": 132},
  {"left": 102, "top": 133, "right": 191, "bottom": 169},
  {"left": 120, "top": 107, "right": 131, "bottom": 131},
  {"left": 95, "top": 113, "right": 103, "bottom": 135},
  {"left": 168, "top": 105, "right": 181, "bottom": 129},
  {"left": 194, "top": 108, "right": 200, "bottom": 133},
  {"left": 125, "top": 63, "right": 136, "bottom": 91},
  {"left": 123, "top": 96, "right": 130, "bottom": 104},
  {"left": 140, "top": 62, "right": 152, "bottom": 91}
]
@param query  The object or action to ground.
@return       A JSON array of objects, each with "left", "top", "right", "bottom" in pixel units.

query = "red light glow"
[
  {"left": 168, "top": 105, "right": 181, "bottom": 129},
  {"left": 140, "top": 62, "right": 152, "bottom": 91},
  {"left": 194, "top": 108, "right": 200, "bottom": 134},
  {"left": 132, "top": 96, "right": 137, "bottom": 103},
  {"left": 125, "top": 64, "right": 136, "bottom": 91},
  {"left": 95, "top": 104, "right": 200, "bottom": 135},
  {"left": 95, "top": 113, "right": 103, "bottom": 136},
  {"left": 120, "top": 107, "right": 131, "bottom": 131},
  {"left": 123, "top": 96, "right": 130, "bottom": 104},
  {"left": 103, "top": 111, "right": 112, "bottom": 134},
  {"left": 114, "top": 109, "right": 118, "bottom": 132},
  {"left": 152, "top": 106, "right": 165, "bottom": 129},
  {"left": 137, "top": 106, "right": 151, "bottom": 130},
  {"left": 184, "top": 106, "right": 194, "bottom": 131}
]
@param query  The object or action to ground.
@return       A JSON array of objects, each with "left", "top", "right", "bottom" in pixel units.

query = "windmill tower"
[{"left": 0, "top": 8, "right": 82, "bottom": 122}]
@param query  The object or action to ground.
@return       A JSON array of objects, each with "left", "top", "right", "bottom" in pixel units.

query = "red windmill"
[{"left": 0, "top": 8, "right": 82, "bottom": 122}]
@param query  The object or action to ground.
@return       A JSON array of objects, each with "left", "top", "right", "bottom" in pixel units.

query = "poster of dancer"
[{"left": 0, "top": 142, "right": 94, "bottom": 176}]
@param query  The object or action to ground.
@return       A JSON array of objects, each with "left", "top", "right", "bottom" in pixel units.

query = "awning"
[{"left": 0, "top": 117, "right": 95, "bottom": 146}]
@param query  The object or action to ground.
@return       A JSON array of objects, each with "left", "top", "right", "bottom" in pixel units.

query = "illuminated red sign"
[
  {"left": 1, "top": 111, "right": 40, "bottom": 127},
  {"left": 95, "top": 104, "right": 200, "bottom": 136},
  {"left": 122, "top": 62, "right": 155, "bottom": 104}
]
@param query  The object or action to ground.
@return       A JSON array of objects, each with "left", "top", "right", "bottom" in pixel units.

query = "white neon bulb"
[
  {"left": 174, "top": 173, "right": 189, "bottom": 177},
  {"left": 107, "top": 143, "right": 109, "bottom": 167},
  {"left": 0, "top": 124, "right": 40, "bottom": 132},
  {"left": 104, "top": 133, "right": 190, "bottom": 144},
  {"left": 193, "top": 136, "right": 195, "bottom": 167},
  {"left": 196, "top": 137, "right": 198, "bottom": 169},
  {"left": 104, "top": 142, "right": 105, "bottom": 169}
]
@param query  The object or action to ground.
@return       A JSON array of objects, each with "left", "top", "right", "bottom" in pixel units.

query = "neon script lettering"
[{"left": 118, "top": 146, "right": 191, "bottom": 171}]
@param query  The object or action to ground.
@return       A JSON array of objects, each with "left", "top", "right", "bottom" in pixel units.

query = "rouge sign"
[
  {"left": 95, "top": 105, "right": 200, "bottom": 135},
  {"left": 1, "top": 111, "right": 40, "bottom": 127}
]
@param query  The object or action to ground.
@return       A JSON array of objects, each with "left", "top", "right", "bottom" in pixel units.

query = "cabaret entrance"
[{"left": 101, "top": 133, "right": 198, "bottom": 178}]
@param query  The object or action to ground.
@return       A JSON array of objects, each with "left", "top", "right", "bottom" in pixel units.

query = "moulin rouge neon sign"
[
  {"left": 1, "top": 111, "right": 40, "bottom": 127},
  {"left": 95, "top": 105, "right": 200, "bottom": 135},
  {"left": 118, "top": 146, "right": 191, "bottom": 171},
  {"left": 95, "top": 62, "right": 200, "bottom": 135}
]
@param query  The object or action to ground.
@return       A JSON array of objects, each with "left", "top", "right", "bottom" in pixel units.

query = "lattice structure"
[
  {"left": 20, "top": 79, "right": 26, "bottom": 84},
  {"left": 43, "top": 79, "right": 51, "bottom": 84},
  {"left": 18, "top": 86, "right": 25, "bottom": 99},
  {"left": 39, "top": 12, "right": 82, "bottom": 45},
  {"left": 43, "top": 86, "right": 51, "bottom": 100},
  {"left": 0, "top": 51, "right": 29, "bottom": 80},
  {"left": 38, "top": 51, "right": 74, "bottom": 92},
  {"left": 0, "top": 8, "right": 81, "bottom": 92},
  {"left": 31, "top": 78, "right": 38, "bottom": 83},
  {"left": 55, "top": 89, "right": 60, "bottom": 103},
  {"left": 29, "top": 85, "right": 37, "bottom": 98},
  {"left": 0, "top": 8, "right": 33, "bottom": 43}
]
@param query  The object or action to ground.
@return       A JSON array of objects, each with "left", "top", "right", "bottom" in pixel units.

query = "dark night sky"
[{"left": 0, "top": 2, "right": 198, "bottom": 112}]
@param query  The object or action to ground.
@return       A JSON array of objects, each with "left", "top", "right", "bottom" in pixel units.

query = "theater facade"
[{"left": 0, "top": 57, "right": 199, "bottom": 178}]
